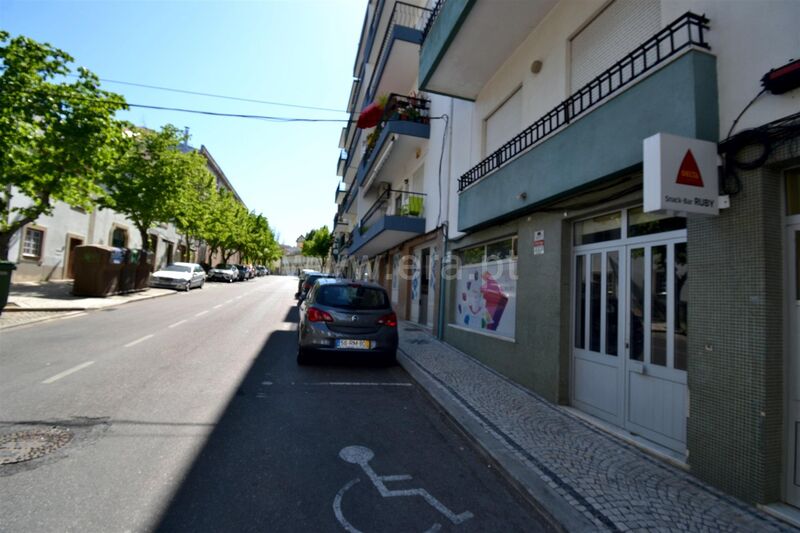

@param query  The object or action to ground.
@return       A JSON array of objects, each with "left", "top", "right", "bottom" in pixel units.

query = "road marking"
[
  {"left": 213, "top": 304, "right": 224, "bottom": 309},
  {"left": 226, "top": 299, "right": 234, "bottom": 304},
  {"left": 59, "top": 312, "right": 87, "bottom": 321},
  {"left": 42, "top": 361, "right": 95, "bottom": 384},
  {"left": 168, "top": 319, "right": 188, "bottom": 329},
  {"left": 195, "top": 310, "right": 209, "bottom": 317},
  {"left": 336, "top": 445, "right": 473, "bottom": 529},
  {"left": 307, "top": 382, "right": 412, "bottom": 387},
  {"left": 124, "top": 334, "right": 154, "bottom": 348}
]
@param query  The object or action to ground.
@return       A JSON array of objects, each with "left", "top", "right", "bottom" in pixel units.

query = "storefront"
[{"left": 571, "top": 207, "right": 688, "bottom": 454}]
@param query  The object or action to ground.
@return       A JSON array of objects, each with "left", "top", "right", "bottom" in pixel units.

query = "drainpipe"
[{"left": 437, "top": 222, "right": 448, "bottom": 340}]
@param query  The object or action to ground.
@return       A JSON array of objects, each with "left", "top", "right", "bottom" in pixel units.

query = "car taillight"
[
  {"left": 377, "top": 312, "right": 397, "bottom": 327},
  {"left": 303, "top": 282, "right": 311, "bottom": 291},
  {"left": 307, "top": 307, "right": 334, "bottom": 323}
]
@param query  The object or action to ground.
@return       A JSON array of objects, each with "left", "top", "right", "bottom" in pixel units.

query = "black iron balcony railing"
[
  {"left": 458, "top": 11, "right": 711, "bottom": 192},
  {"left": 359, "top": 187, "right": 426, "bottom": 235},
  {"left": 364, "top": 1, "right": 433, "bottom": 103},
  {"left": 363, "top": 93, "right": 431, "bottom": 162},
  {"left": 422, "top": 0, "right": 445, "bottom": 40}
]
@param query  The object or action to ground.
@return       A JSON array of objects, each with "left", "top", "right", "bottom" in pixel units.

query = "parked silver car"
[
  {"left": 150, "top": 262, "right": 206, "bottom": 291},
  {"left": 297, "top": 278, "right": 398, "bottom": 365},
  {"left": 208, "top": 263, "right": 238, "bottom": 282}
]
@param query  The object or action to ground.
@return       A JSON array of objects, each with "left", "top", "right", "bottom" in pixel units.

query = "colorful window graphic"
[{"left": 454, "top": 261, "right": 516, "bottom": 339}]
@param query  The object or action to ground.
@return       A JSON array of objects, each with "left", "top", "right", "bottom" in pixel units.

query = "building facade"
[
  {"left": 337, "top": 0, "right": 800, "bottom": 514},
  {"left": 9, "top": 144, "right": 244, "bottom": 280}
]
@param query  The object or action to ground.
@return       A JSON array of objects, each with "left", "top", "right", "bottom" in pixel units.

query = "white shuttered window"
[
  {"left": 570, "top": 0, "right": 661, "bottom": 92},
  {"left": 484, "top": 87, "right": 522, "bottom": 157}
]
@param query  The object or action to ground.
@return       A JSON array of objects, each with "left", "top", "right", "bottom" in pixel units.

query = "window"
[
  {"left": 22, "top": 227, "right": 44, "bottom": 259},
  {"left": 484, "top": 87, "right": 522, "bottom": 157},
  {"left": 627, "top": 207, "right": 686, "bottom": 237},
  {"left": 461, "top": 237, "right": 518, "bottom": 265},
  {"left": 574, "top": 212, "right": 622, "bottom": 245},
  {"left": 570, "top": 0, "right": 660, "bottom": 92},
  {"left": 787, "top": 168, "right": 800, "bottom": 215},
  {"left": 112, "top": 227, "right": 127, "bottom": 248}
]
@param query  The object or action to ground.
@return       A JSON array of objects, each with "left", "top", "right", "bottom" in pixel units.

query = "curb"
[
  {"left": 4, "top": 288, "right": 176, "bottom": 312},
  {"left": 397, "top": 347, "right": 597, "bottom": 533}
]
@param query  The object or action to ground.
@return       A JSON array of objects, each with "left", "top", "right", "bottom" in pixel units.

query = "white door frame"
[{"left": 571, "top": 207, "right": 688, "bottom": 452}]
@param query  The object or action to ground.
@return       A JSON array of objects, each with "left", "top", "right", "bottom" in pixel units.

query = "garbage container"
[
  {"left": 135, "top": 250, "right": 154, "bottom": 290},
  {"left": 118, "top": 249, "right": 138, "bottom": 293},
  {"left": 0, "top": 261, "right": 17, "bottom": 315},
  {"left": 72, "top": 245, "right": 125, "bottom": 297}
]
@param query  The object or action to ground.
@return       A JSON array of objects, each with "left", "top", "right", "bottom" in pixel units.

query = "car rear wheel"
[{"left": 297, "top": 347, "right": 311, "bottom": 365}]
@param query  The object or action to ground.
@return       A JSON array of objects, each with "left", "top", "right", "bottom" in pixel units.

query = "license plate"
[{"left": 336, "top": 339, "right": 372, "bottom": 350}]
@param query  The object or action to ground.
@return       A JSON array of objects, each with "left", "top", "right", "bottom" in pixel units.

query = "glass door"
[
  {"left": 572, "top": 247, "right": 625, "bottom": 426},
  {"left": 624, "top": 239, "right": 688, "bottom": 452}
]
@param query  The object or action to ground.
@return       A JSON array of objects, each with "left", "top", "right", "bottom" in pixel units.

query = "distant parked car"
[
  {"left": 150, "top": 262, "right": 206, "bottom": 291},
  {"left": 298, "top": 272, "right": 335, "bottom": 302},
  {"left": 297, "top": 270, "right": 320, "bottom": 297},
  {"left": 234, "top": 264, "right": 249, "bottom": 281},
  {"left": 256, "top": 266, "right": 269, "bottom": 276},
  {"left": 208, "top": 264, "right": 238, "bottom": 282},
  {"left": 298, "top": 278, "right": 398, "bottom": 365}
]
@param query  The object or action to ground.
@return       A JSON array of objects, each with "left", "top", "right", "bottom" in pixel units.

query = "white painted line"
[
  {"left": 59, "top": 312, "right": 87, "bottom": 320},
  {"left": 226, "top": 299, "right": 234, "bottom": 304},
  {"left": 124, "top": 334, "right": 154, "bottom": 348},
  {"left": 307, "top": 382, "right": 412, "bottom": 387},
  {"left": 213, "top": 304, "right": 223, "bottom": 309},
  {"left": 195, "top": 310, "right": 209, "bottom": 317},
  {"left": 235, "top": 295, "right": 243, "bottom": 300},
  {"left": 42, "top": 361, "right": 95, "bottom": 384},
  {"left": 168, "top": 319, "right": 188, "bottom": 329}
]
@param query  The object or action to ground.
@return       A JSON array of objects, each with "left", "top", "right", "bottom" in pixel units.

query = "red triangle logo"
[{"left": 676, "top": 150, "right": 704, "bottom": 187}]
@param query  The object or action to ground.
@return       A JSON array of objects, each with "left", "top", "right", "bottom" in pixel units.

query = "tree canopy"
[
  {"left": 302, "top": 225, "right": 333, "bottom": 270},
  {"left": 0, "top": 30, "right": 127, "bottom": 259}
]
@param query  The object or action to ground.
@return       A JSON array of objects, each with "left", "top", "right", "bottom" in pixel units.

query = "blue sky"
[{"left": 1, "top": 0, "right": 367, "bottom": 245}]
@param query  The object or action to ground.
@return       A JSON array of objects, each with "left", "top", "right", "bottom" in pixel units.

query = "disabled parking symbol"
[{"left": 334, "top": 445, "right": 473, "bottom": 532}]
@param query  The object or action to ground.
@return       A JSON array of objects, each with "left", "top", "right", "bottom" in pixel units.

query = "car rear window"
[{"left": 316, "top": 285, "right": 389, "bottom": 310}]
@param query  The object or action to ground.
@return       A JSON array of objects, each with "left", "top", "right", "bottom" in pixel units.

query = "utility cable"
[{"left": 68, "top": 74, "right": 349, "bottom": 113}]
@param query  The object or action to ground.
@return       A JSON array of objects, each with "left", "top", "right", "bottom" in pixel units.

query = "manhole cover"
[{"left": 0, "top": 428, "right": 72, "bottom": 465}]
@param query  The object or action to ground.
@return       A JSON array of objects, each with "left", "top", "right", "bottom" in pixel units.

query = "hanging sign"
[{"left": 643, "top": 133, "right": 719, "bottom": 215}]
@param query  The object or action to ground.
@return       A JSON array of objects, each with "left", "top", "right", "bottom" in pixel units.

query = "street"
[{"left": 0, "top": 276, "right": 549, "bottom": 532}]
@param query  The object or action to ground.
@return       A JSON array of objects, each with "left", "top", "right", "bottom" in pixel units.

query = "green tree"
[
  {"left": 302, "top": 225, "right": 333, "bottom": 270},
  {"left": 0, "top": 31, "right": 127, "bottom": 259},
  {"left": 172, "top": 153, "right": 216, "bottom": 261},
  {"left": 101, "top": 125, "right": 198, "bottom": 252},
  {"left": 202, "top": 189, "right": 245, "bottom": 264}
]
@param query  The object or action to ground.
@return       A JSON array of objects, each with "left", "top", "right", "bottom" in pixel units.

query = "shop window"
[
  {"left": 787, "top": 168, "right": 800, "bottom": 215},
  {"left": 574, "top": 211, "right": 621, "bottom": 245},
  {"left": 111, "top": 227, "right": 128, "bottom": 248},
  {"left": 627, "top": 207, "right": 686, "bottom": 237},
  {"left": 463, "top": 246, "right": 484, "bottom": 265},
  {"left": 22, "top": 227, "right": 44, "bottom": 260}
]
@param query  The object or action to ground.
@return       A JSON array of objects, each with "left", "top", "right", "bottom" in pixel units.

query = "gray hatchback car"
[{"left": 297, "top": 278, "right": 398, "bottom": 365}]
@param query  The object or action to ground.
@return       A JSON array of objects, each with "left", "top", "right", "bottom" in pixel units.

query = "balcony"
[
  {"left": 335, "top": 182, "right": 347, "bottom": 204},
  {"left": 336, "top": 150, "right": 348, "bottom": 177},
  {"left": 363, "top": 2, "right": 433, "bottom": 104},
  {"left": 357, "top": 94, "right": 431, "bottom": 192},
  {"left": 457, "top": 13, "right": 717, "bottom": 231},
  {"left": 347, "top": 188, "right": 426, "bottom": 258},
  {"left": 419, "top": 0, "right": 556, "bottom": 100}
]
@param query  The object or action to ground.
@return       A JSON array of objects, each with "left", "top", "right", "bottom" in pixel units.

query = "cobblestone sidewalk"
[{"left": 397, "top": 323, "right": 794, "bottom": 532}]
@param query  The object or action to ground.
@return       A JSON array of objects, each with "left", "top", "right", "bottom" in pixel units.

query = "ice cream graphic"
[{"left": 480, "top": 272, "right": 508, "bottom": 331}]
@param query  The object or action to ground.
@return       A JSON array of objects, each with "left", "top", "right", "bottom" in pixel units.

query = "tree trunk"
[
  {"left": 139, "top": 228, "right": 150, "bottom": 252},
  {"left": 0, "top": 231, "right": 11, "bottom": 261}
]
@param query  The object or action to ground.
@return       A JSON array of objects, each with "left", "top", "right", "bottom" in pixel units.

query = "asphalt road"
[{"left": 0, "top": 276, "right": 549, "bottom": 532}]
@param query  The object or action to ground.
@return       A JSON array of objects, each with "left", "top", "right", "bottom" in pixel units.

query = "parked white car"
[{"left": 150, "top": 262, "right": 206, "bottom": 291}]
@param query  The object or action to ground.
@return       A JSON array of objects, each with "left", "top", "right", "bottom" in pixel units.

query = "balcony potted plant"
[{"left": 407, "top": 196, "right": 423, "bottom": 217}]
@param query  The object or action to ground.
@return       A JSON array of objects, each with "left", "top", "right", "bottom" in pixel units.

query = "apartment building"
[
  {"left": 336, "top": 0, "right": 800, "bottom": 514},
  {"left": 406, "top": 0, "right": 800, "bottom": 512},
  {"left": 333, "top": 0, "right": 453, "bottom": 333},
  {"left": 9, "top": 144, "right": 243, "bottom": 281}
]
